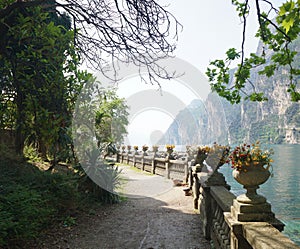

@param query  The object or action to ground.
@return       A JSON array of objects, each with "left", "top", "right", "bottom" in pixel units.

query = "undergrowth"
[{"left": 0, "top": 143, "right": 121, "bottom": 247}]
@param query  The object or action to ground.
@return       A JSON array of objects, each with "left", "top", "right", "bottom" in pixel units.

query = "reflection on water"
[{"left": 219, "top": 144, "right": 300, "bottom": 246}]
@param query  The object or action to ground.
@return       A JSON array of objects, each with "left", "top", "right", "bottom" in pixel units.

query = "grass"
[{"left": 117, "top": 163, "right": 154, "bottom": 176}]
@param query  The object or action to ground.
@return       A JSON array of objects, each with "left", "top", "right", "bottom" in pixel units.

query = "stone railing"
[
  {"left": 115, "top": 150, "right": 189, "bottom": 183},
  {"left": 192, "top": 167, "right": 300, "bottom": 249},
  {"left": 108, "top": 146, "right": 300, "bottom": 248}
]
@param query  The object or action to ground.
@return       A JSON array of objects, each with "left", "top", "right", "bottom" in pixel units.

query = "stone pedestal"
[
  {"left": 204, "top": 170, "right": 230, "bottom": 188},
  {"left": 225, "top": 211, "right": 286, "bottom": 249},
  {"left": 231, "top": 199, "right": 275, "bottom": 222}
]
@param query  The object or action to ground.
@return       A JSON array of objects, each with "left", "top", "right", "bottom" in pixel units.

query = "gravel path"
[
  {"left": 37, "top": 165, "right": 211, "bottom": 249},
  {"left": 116, "top": 164, "right": 174, "bottom": 198}
]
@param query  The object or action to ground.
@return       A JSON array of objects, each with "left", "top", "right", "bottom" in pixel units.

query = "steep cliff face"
[
  {"left": 159, "top": 39, "right": 300, "bottom": 145},
  {"left": 206, "top": 64, "right": 300, "bottom": 144},
  {"left": 225, "top": 38, "right": 300, "bottom": 144},
  {"left": 157, "top": 99, "right": 207, "bottom": 145}
]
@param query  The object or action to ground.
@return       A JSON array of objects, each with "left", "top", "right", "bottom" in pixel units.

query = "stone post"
[
  {"left": 224, "top": 214, "right": 252, "bottom": 249},
  {"left": 197, "top": 169, "right": 229, "bottom": 240},
  {"left": 192, "top": 168, "right": 200, "bottom": 210},
  {"left": 224, "top": 170, "right": 285, "bottom": 249},
  {"left": 188, "top": 159, "right": 195, "bottom": 190},
  {"left": 121, "top": 153, "right": 124, "bottom": 163},
  {"left": 151, "top": 152, "right": 157, "bottom": 174},
  {"left": 126, "top": 151, "right": 130, "bottom": 164},
  {"left": 183, "top": 158, "right": 189, "bottom": 184},
  {"left": 141, "top": 152, "right": 145, "bottom": 171},
  {"left": 133, "top": 151, "right": 136, "bottom": 167},
  {"left": 199, "top": 184, "right": 212, "bottom": 240},
  {"left": 120, "top": 146, "right": 125, "bottom": 163},
  {"left": 165, "top": 154, "right": 170, "bottom": 179}
]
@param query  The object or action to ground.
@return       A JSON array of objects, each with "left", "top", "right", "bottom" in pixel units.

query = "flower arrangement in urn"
[
  {"left": 226, "top": 141, "right": 274, "bottom": 172},
  {"left": 193, "top": 146, "right": 211, "bottom": 172},
  {"left": 227, "top": 141, "right": 274, "bottom": 203},
  {"left": 195, "top": 146, "right": 211, "bottom": 165},
  {"left": 205, "top": 143, "right": 230, "bottom": 171},
  {"left": 142, "top": 145, "right": 149, "bottom": 152},
  {"left": 166, "top": 144, "right": 175, "bottom": 153},
  {"left": 152, "top": 145, "right": 159, "bottom": 152},
  {"left": 133, "top": 145, "right": 139, "bottom": 151}
]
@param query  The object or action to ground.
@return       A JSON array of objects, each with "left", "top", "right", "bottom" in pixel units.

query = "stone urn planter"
[
  {"left": 228, "top": 142, "right": 276, "bottom": 222},
  {"left": 227, "top": 142, "right": 274, "bottom": 205},
  {"left": 193, "top": 146, "right": 210, "bottom": 172},
  {"left": 233, "top": 164, "right": 271, "bottom": 204},
  {"left": 142, "top": 145, "right": 149, "bottom": 152},
  {"left": 165, "top": 144, "right": 175, "bottom": 156},
  {"left": 205, "top": 144, "right": 230, "bottom": 172},
  {"left": 152, "top": 145, "right": 159, "bottom": 153},
  {"left": 167, "top": 148, "right": 173, "bottom": 154},
  {"left": 132, "top": 146, "right": 138, "bottom": 155}
]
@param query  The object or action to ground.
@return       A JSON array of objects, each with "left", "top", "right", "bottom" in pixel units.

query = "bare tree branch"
[{"left": 0, "top": 0, "right": 182, "bottom": 83}]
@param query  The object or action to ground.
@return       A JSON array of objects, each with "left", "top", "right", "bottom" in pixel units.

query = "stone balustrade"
[
  {"left": 115, "top": 150, "right": 189, "bottom": 183},
  {"left": 108, "top": 146, "right": 300, "bottom": 249},
  {"left": 192, "top": 167, "right": 300, "bottom": 249}
]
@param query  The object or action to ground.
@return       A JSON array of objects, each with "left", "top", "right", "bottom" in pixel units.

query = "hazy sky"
[
  {"left": 169, "top": 0, "right": 285, "bottom": 72},
  {"left": 116, "top": 0, "right": 286, "bottom": 146}
]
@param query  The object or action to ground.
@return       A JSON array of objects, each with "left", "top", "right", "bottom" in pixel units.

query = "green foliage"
[
  {"left": 0, "top": 5, "right": 83, "bottom": 157},
  {"left": 74, "top": 144, "right": 122, "bottom": 203},
  {"left": 62, "top": 216, "right": 77, "bottom": 227},
  {"left": 206, "top": 0, "right": 300, "bottom": 104},
  {"left": 248, "top": 118, "right": 279, "bottom": 143},
  {"left": 95, "top": 89, "right": 129, "bottom": 146},
  {"left": 0, "top": 143, "right": 122, "bottom": 247},
  {"left": 73, "top": 76, "right": 129, "bottom": 151},
  {"left": 23, "top": 144, "right": 43, "bottom": 162},
  {"left": 0, "top": 184, "right": 54, "bottom": 243},
  {"left": 231, "top": 0, "right": 250, "bottom": 16},
  {"left": 0, "top": 157, "right": 77, "bottom": 246}
]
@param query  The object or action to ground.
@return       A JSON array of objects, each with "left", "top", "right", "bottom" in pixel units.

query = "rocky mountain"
[
  {"left": 157, "top": 99, "right": 207, "bottom": 145},
  {"left": 158, "top": 40, "right": 300, "bottom": 145}
]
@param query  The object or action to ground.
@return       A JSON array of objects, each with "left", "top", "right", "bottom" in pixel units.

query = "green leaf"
[
  {"left": 226, "top": 48, "right": 240, "bottom": 60},
  {"left": 259, "top": 64, "right": 277, "bottom": 77},
  {"left": 248, "top": 92, "right": 268, "bottom": 102},
  {"left": 282, "top": 17, "right": 294, "bottom": 33}
]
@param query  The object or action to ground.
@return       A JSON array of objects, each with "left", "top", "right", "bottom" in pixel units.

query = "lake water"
[{"left": 219, "top": 144, "right": 300, "bottom": 246}]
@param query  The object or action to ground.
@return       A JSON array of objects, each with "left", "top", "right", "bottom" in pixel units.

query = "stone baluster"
[
  {"left": 141, "top": 151, "right": 145, "bottom": 171},
  {"left": 183, "top": 157, "right": 189, "bottom": 184},
  {"left": 133, "top": 151, "right": 136, "bottom": 167},
  {"left": 126, "top": 151, "right": 130, "bottom": 164},
  {"left": 197, "top": 169, "right": 229, "bottom": 240},
  {"left": 151, "top": 151, "right": 157, "bottom": 174},
  {"left": 165, "top": 153, "right": 170, "bottom": 179}
]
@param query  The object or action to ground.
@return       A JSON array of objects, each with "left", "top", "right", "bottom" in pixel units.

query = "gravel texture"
[{"left": 35, "top": 165, "right": 212, "bottom": 249}]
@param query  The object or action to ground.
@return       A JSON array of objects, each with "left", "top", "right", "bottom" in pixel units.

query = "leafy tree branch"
[{"left": 206, "top": 0, "right": 300, "bottom": 104}]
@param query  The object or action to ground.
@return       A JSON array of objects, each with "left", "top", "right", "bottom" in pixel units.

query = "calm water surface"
[{"left": 219, "top": 144, "right": 300, "bottom": 245}]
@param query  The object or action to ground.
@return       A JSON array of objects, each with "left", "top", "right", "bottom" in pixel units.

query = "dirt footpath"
[{"left": 38, "top": 165, "right": 211, "bottom": 249}]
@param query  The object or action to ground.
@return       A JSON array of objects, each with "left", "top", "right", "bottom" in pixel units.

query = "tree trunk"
[{"left": 15, "top": 90, "right": 25, "bottom": 154}]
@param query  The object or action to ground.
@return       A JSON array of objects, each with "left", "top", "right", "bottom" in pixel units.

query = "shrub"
[
  {"left": 0, "top": 157, "right": 79, "bottom": 246},
  {"left": 0, "top": 184, "right": 55, "bottom": 244}
]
